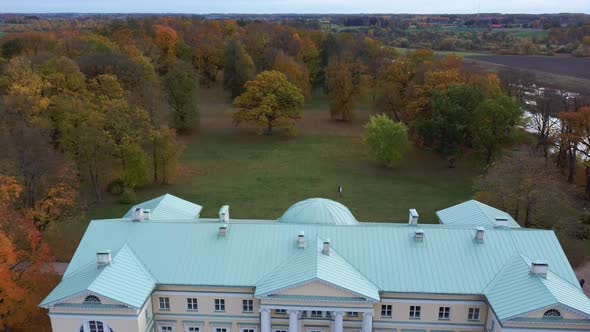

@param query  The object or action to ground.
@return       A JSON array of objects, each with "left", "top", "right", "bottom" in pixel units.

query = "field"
[
  {"left": 45, "top": 85, "right": 481, "bottom": 261},
  {"left": 468, "top": 55, "right": 590, "bottom": 80}
]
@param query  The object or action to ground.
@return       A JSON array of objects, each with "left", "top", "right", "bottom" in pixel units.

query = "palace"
[{"left": 41, "top": 194, "right": 590, "bottom": 332}]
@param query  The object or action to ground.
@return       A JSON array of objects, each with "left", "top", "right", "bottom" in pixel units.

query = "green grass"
[{"left": 393, "top": 47, "right": 485, "bottom": 58}]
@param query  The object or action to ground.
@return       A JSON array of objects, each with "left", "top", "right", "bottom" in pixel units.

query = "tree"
[
  {"left": 325, "top": 58, "right": 365, "bottom": 121},
  {"left": 233, "top": 71, "right": 304, "bottom": 136},
  {"left": 153, "top": 126, "right": 184, "bottom": 184},
  {"left": 472, "top": 94, "right": 522, "bottom": 163},
  {"left": 272, "top": 51, "right": 311, "bottom": 101},
  {"left": 164, "top": 60, "right": 199, "bottom": 131},
  {"left": 153, "top": 25, "right": 178, "bottom": 73},
  {"left": 415, "top": 85, "right": 484, "bottom": 167},
  {"left": 364, "top": 114, "right": 410, "bottom": 168},
  {"left": 223, "top": 39, "right": 255, "bottom": 99}
]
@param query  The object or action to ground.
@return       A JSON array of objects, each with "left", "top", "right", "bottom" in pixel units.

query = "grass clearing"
[{"left": 46, "top": 84, "right": 482, "bottom": 261}]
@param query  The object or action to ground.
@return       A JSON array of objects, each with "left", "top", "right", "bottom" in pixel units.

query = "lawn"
[{"left": 45, "top": 85, "right": 481, "bottom": 261}]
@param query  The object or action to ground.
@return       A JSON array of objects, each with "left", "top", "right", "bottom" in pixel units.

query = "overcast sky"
[{"left": 1, "top": 0, "right": 588, "bottom": 14}]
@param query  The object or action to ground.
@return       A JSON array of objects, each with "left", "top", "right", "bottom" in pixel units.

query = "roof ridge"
[
  {"left": 119, "top": 243, "right": 157, "bottom": 283},
  {"left": 322, "top": 239, "right": 380, "bottom": 292}
]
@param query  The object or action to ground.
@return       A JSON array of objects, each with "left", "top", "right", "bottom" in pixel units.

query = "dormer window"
[
  {"left": 543, "top": 309, "right": 562, "bottom": 319},
  {"left": 84, "top": 295, "right": 101, "bottom": 304}
]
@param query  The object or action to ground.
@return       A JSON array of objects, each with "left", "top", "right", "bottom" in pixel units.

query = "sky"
[{"left": 0, "top": 0, "right": 588, "bottom": 14}]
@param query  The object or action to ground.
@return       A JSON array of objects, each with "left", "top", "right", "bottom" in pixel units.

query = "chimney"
[
  {"left": 475, "top": 227, "right": 485, "bottom": 242},
  {"left": 218, "top": 224, "right": 228, "bottom": 238},
  {"left": 322, "top": 239, "right": 331, "bottom": 255},
  {"left": 531, "top": 260, "right": 549, "bottom": 278},
  {"left": 96, "top": 251, "right": 112, "bottom": 267},
  {"left": 409, "top": 209, "right": 419, "bottom": 225},
  {"left": 297, "top": 231, "right": 305, "bottom": 249},
  {"left": 219, "top": 205, "right": 230, "bottom": 223},
  {"left": 142, "top": 209, "right": 151, "bottom": 220},
  {"left": 131, "top": 207, "right": 144, "bottom": 222},
  {"left": 414, "top": 229, "right": 424, "bottom": 241}
]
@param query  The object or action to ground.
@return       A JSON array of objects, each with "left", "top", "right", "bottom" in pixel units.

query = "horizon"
[{"left": 1, "top": 0, "right": 589, "bottom": 15}]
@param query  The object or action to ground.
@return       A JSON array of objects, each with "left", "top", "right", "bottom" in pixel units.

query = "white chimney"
[
  {"left": 322, "top": 239, "right": 331, "bottom": 255},
  {"left": 218, "top": 224, "right": 228, "bottom": 238},
  {"left": 414, "top": 229, "right": 424, "bottom": 241},
  {"left": 297, "top": 231, "right": 305, "bottom": 249},
  {"left": 531, "top": 260, "right": 549, "bottom": 278},
  {"left": 142, "top": 209, "right": 151, "bottom": 220},
  {"left": 219, "top": 205, "right": 230, "bottom": 223},
  {"left": 97, "top": 251, "right": 112, "bottom": 267},
  {"left": 409, "top": 209, "right": 419, "bottom": 225},
  {"left": 131, "top": 207, "right": 144, "bottom": 222},
  {"left": 475, "top": 227, "right": 485, "bottom": 242}
]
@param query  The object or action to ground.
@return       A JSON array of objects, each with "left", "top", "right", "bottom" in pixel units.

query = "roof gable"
[
  {"left": 436, "top": 200, "right": 520, "bottom": 228},
  {"left": 40, "top": 244, "right": 156, "bottom": 308},
  {"left": 255, "top": 238, "right": 379, "bottom": 301},
  {"left": 123, "top": 194, "right": 202, "bottom": 220}
]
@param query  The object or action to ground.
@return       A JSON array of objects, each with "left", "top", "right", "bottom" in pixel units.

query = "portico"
[{"left": 259, "top": 305, "right": 374, "bottom": 332}]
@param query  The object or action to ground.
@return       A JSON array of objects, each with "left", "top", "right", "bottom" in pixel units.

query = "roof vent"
[
  {"left": 297, "top": 231, "right": 305, "bottom": 249},
  {"left": 414, "top": 229, "right": 424, "bottom": 241},
  {"left": 475, "top": 227, "right": 485, "bottom": 242},
  {"left": 142, "top": 209, "right": 151, "bottom": 220},
  {"left": 218, "top": 224, "right": 228, "bottom": 238},
  {"left": 409, "top": 209, "right": 419, "bottom": 225},
  {"left": 322, "top": 238, "right": 331, "bottom": 255},
  {"left": 494, "top": 216, "right": 509, "bottom": 227},
  {"left": 531, "top": 260, "right": 549, "bottom": 278},
  {"left": 219, "top": 205, "right": 230, "bottom": 223},
  {"left": 96, "top": 251, "right": 112, "bottom": 267},
  {"left": 131, "top": 207, "right": 144, "bottom": 222}
]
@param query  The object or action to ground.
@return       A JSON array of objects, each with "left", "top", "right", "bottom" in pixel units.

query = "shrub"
[
  {"left": 118, "top": 188, "right": 138, "bottom": 204},
  {"left": 364, "top": 114, "right": 410, "bottom": 168},
  {"left": 107, "top": 179, "right": 125, "bottom": 195}
]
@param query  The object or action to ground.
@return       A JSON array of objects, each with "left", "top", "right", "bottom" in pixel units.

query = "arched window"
[
  {"left": 84, "top": 295, "right": 101, "bottom": 304},
  {"left": 543, "top": 309, "right": 562, "bottom": 318},
  {"left": 79, "top": 321, "right": 114, "bottom": 332}
]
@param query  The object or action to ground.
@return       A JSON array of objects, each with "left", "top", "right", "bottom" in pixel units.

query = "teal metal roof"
[
  {"left": 123, "top": 194, "right": 202, "bottom": 220},
  {"left": 278, "top": 198, "right": 358, "bottom": 225},
  {"left": 485, "top": 254, "right": 590, "bottom": 321},
  {"left": 42, "top": 195, "right": 589, "bottom": 321},
  {"left": 40, "top": 244, "right": 156, "bottom": 308},
  {"left": 436, "top": 200, "right": 520, "bottom": 228},
  {"left": 255, "top": 238, "right": 380, "bottom": 301}
]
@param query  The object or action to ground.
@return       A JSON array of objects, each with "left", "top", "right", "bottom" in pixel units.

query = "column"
[
  {"left": 288, "top": 310, "right": 300, "bottom": 332},
  {"left": 333, "top": 311, "right": 344, "bottom": 332},
  {"left": 261, "top": 308, "right": 271, "bottom": 332},
  {"left": 361, "top": 312, "right": 373, "bottom": 332}
]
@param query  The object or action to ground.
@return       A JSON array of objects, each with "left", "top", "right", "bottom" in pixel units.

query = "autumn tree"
[
  {"left": 153, "top": 126, "right": 185, "bottom": 184},
  {"left": 153, "top": 24, "right": 178, "bottom": 73},
  {"left": 325, "top": 58, "right": 365, "bottom": 121},
  {"left": 272, "top": 51, "right": 311, "bottom": 101},
  {"left": 223, "top": 39, "right": 255, "bottom": 99},
  {"left": 233, "top": 70, "right": 304, "bottom": 136},
  {"left": 364, "top": 114, "right": 410, "bottom": 168},
  {"left": 164, "top": 60, "right": 199, "bottom": 131}
]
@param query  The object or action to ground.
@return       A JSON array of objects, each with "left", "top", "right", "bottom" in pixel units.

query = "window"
[
  {"left": 347, "top": 312, "right": 359, "bottom": 317},
  {"left": 310, "top": 310, "right": 323, "bottom": 317},
  {"left": 381, "top": 305, "right": 392, "bottom": 317},
  {"left": 84, "top": 295, "right": 101, "bottom": 304},
  {"left": 243, "top": 299, "right": 254, "bottom": 312},
  {"left": 214, "top": 299, "right": 226, "bottom": 312},
  {"left": 79, "top": 322, "right": 113, "bottom": 332},
  {"left": 275, "top": 309, "right": 287, "bottom": 315},
  {"left": 160, "top": 326, "right": 173, "bottom": 332},
  {"left": 543, "top": 309, "right": 562, "bottom": 318},
  {"left": 274, "top": 330, "right": 287, "bottom": 332},
  {"left": 145, "top": 307, "right": 150, "bottom": 321},
  {"left": 159, "top": 297, "right": 170, "bottom": 310},
  {"left": 409, "top": 306, "right": 421, "bottom": 319},
  {"left": 187, "top": 327, "right": 200, "bottom": 332},
  {"left": 215, "top": 328, "right": 227, "bottom": 332},
  {"left": 438, "top": 307, "right": 450, "bottom": 320},
  {"left": 468, "top": 307, "right": 480, "bottom": 321},
  {"left": 187, "top": 298, "right": 198, "bottom": 311},
  {"left": 241, "top": 329, "right": 255, "bottom": 332}
]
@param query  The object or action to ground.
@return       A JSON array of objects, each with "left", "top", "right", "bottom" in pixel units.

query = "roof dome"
[{"left": 278, "top": 198, "right": 358, "bottom": 225}]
